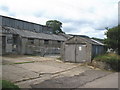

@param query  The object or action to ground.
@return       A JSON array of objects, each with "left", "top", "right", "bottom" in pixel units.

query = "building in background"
[{"left": 0, "top": 15, "right": 67, "bottom": 55}]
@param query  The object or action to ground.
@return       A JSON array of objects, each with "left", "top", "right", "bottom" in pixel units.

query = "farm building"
[
  {"left": 61, "top": 36, "right": 105, "bottom": 63},
  {"left": 0, "top": 15, "right": 67, "bottom": 55}
]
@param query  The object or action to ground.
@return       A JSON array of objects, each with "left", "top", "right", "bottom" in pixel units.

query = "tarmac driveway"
[
  {"left": 1, "top": 55, "right": 117, "bottom": 88},
  {"left": 2, "top": 55, "right": 85, "bottom": 87}
]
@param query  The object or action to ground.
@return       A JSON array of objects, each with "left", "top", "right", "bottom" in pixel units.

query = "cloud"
[
  {"left": 0, "top": 0, "right": 118, "bottom": 39},
  {"left": 0, "top": 5, "right": 9, "bottom": 11},
  {"left": 118, "top": 1, "right": 120, "bottom": 25}
]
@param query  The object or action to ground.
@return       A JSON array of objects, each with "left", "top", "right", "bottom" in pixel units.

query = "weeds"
[
  {"left": 94, "top": 53, "right": 120, "bottom": 72},
  {"left": 1, "top": 80, "right": 20, "bottom": 90}
]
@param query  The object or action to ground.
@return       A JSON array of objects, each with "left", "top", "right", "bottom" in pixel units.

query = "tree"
[
  {"left": 46, "top": 20, "right": 65, "bottom": 34},
  {"left": 104, "top": 25, "right": 120, "bottom": 54}
]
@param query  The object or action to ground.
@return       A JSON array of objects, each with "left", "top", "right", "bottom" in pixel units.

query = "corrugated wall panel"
[
  {"left": 2, "top": 17, "right": 5, "bottom": 26},
  {"left": 0, "top": 16, "right": 2, "bottom": 26},
  {"left": 11, "top": 19, "right": 15, "bottom": 28},
  {"left": 4, "top": 17, "right": 9, "bottom": 27},
  {"left": 19, "top": 21, "right": 23, "bottom": 29},
  {"left": 14, "top": 20, "right": 17, "bottom": 28},
  {"left": 17, "top": 20, "right": 21, "bottom": 29},
  {"left": 23, "top": 22, "right": 27, "bottom": 30},
  {"left": 34, "top": 24, "right": 39, "bottom": 32},
  {"left": 9, "top": 18, "right": 11, "bottom": 27},
  {"left": 15, "top": 20, "right": 19, "bottom": 29},
  {"left": 42, "top": 27, "right": 48, "bottom": 33},
  {"left": 22, "top": 21, "right": 25, "bottom": 30},
  {"left": 92, "top": 45, "right": 105, "bottom": 59},
  {"left": 1, "top": 16, "right": 53, "bottom": 34},
  {"left": 7, "top": 18, "right": 10, "bottom": 27},
  {"left": 38, "top": 25, "right": 41, "bottom": 33},
  {"left": 28, "top": 23, "right": 32, "bottom": 31},
  {"left": 31, "top": 23, "right": 34, "bottom": 31}
]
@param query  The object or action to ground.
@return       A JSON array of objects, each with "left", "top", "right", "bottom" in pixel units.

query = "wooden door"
[
  {"left": 65, "top": 44, "right": 76, "bottom": 62},
  {"left": 76, "top": 44, "right": 87, "bottom": 62}
]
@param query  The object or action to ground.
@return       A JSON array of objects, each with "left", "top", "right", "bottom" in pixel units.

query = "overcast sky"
[{"left": 0, "top": 0, "right": 118, "bottom": 39}]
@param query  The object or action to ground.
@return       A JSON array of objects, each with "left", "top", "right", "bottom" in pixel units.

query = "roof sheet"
[
  {"left": 2, "top": 26, "right": 67, "bottom": 41},
  {"left": 65, "top": 36, "right": 104, "bottom": 45}
]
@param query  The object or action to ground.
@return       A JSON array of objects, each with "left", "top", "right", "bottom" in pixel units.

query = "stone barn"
[
  {"left": 61, "top": 36, "right": 105, "bottom": 63},
  {"left": 0, "top": 15, "right": 67, "bottom": 56}
]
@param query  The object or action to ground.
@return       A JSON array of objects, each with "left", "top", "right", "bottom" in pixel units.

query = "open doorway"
[
  {"left": 12, "top": 34, "right": 19, "bottom": 53},
  {"left": 2, "top": 36, "right": 6, "bottom": 54}
]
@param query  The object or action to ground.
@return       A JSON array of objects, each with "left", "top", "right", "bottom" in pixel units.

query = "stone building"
[{"left": 0, "top": 15, "right": 67, "bottom": 55}]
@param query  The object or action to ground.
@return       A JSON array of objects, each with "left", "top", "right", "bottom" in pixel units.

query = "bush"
[
  {"left": 1, "top": 80, "right": 20, "bottom": 90},
  {"left": 94, "top": 53, "right": 120, "bottom": 72}
]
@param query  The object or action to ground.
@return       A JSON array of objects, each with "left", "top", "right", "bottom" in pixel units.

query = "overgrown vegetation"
[
  {"left": 94, "top": 53, "right": 120, "bottom": 72},
  {"left": 1, "top": 80, "right": 20, "bottom": 90},
  {"left": 104, "top": 25, "right": 120, "bottom": 55}
]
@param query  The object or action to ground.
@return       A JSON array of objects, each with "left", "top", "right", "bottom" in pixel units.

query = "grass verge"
[
  {"left": 1, "top": 80, "right": 20, "bottom": 90},
  {"left": 13, "top": 61, "right": 35, "bottom": 64}
]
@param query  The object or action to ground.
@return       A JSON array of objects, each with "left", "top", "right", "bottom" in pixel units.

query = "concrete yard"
[{"left": 1, "top": 55, "right": 118, "bottom": 88}]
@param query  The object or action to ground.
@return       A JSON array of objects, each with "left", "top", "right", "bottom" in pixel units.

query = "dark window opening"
[
  {"left": 7, "top": 38, "right": 13, "bottom": 44},
  {"left": 13, "top": 35, "right": 18, "bottom": 44},
  {"left": 44, "top": 40, "right": 49, "bottom": 45},
  {"left": 28, "top": 38, "right": 34, "bottom": 45},
  {"left": 39, "top": 40, "right": 41, "bottom": 45},
  {"left": 57, "top": 41, "right": 61, "bottom": 44}
]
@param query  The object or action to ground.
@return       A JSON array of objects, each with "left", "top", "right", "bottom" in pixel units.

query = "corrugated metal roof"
[
  {"left": 65, "top": 36, "right": 104, "bottom": 45},
  {"left": 91, "top": 39, "right": 104, "bottom": 45},
  {"left": 2, "top": 26, "right": 67, "bottom": 41},
  {"left": 58, "top": 33, "right": 73, "bottom": 39}
]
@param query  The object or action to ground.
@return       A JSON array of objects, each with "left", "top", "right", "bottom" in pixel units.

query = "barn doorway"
[
  {"left": 12, "top": 34, "right": 19, "bottom": 53},
  {"left": 2, "top": 36, "right": 6, "bottom": 54}
]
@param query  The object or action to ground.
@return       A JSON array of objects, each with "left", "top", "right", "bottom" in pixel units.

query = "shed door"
[
  {"left": 65, "top": 44, "right": 75, "bottom": 62},
  {"left": 76, "top": 44, "right": 87, "bottom": 62}
]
